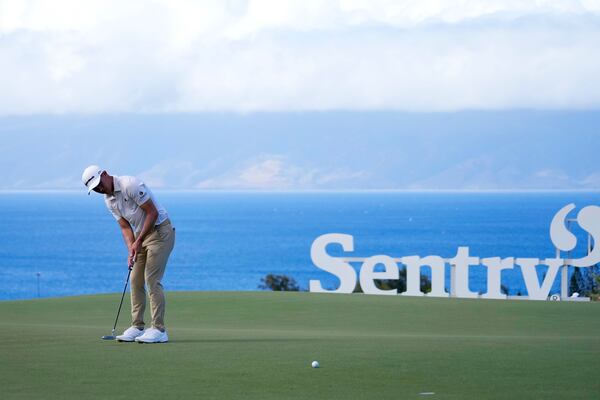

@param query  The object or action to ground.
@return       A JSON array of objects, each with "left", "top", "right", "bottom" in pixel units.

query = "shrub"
[
  {"left": 259, "top": 274, "right": 300, "bottom": 291},
  {"left": 364, "top": 268, "right": 432, "bottom": 293},
  {"left": 570, "top": 264, "right": 600, "bottom": 297}
]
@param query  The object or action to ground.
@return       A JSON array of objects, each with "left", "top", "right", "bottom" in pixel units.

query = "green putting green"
[{"left": 1, "top": 292, "right": 599, "bottom": 399}]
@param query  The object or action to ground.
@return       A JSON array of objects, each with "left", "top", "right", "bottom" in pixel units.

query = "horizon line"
[{"left": 1, "top": 188, "right": 599, "bottom": 195}]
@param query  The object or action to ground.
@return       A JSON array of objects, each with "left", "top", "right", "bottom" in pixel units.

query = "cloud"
[{"left": 1, "top": 1, "right": 600, "bottom": 114}]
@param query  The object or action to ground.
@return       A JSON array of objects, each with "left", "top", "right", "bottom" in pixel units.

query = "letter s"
[
  {"left": 309, "top": 234, "right": 357, "bottom": 293},
  {"left": 570, "top": 206, "right": 600, "bottom": 267},
  {"left": 550, "top": 203, "right": 577, "bottom": 251}
]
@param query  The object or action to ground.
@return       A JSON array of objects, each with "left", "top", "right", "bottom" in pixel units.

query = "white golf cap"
[{"left": 82, "top": 165, "right": 104, "bottom": 194}]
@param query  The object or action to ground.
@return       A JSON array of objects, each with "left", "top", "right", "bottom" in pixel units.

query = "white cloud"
[{"left": 1, "top": 0, "right": 600, "bottom": 113}]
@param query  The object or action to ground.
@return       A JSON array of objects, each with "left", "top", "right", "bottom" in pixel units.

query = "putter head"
[{"left": 101, "top": 329, "right": 117, "bottom": 340}]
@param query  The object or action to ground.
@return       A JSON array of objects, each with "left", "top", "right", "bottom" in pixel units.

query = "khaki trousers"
[{"left": 130, "top": 219, "right": 175, "bottom": 331}]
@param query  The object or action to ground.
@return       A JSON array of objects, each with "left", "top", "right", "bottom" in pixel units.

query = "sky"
[{"left": 1, "top": 1, "right": 600, "bottom": 190}]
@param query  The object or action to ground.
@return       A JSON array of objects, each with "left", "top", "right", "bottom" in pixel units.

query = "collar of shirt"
[{"left": 108, "top": 176, "right": 122, "bottom": 199}]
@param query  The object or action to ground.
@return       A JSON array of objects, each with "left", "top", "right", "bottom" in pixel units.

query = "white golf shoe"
[
  {"left": 116, "top": 326, "right": 145, "bottom": 342},
  {"left": 135, "top": 327, "right": 168, "bottom": 343}
]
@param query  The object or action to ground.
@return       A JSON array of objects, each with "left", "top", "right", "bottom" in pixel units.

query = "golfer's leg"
[
  {"left": 130, "top": 250, "right": 147, "bottom": 329},
  {"left": 144, "top": 223, "right": 175, "bottom": 331}
]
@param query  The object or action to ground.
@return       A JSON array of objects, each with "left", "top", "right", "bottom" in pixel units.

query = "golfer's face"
[{"left": 93, "top": 181, "right": 105, "bottom": 194}]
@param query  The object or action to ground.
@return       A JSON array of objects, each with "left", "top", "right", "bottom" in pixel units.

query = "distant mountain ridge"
[{"left": 1, "top": 111, "right": 599, "bottom": 191}]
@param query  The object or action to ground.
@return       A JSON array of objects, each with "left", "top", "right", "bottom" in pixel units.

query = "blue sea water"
[{"left": 0, "top": 191, "right": 597, "bottom": 301}]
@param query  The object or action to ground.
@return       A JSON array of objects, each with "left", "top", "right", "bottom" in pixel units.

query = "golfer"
[{"left": 82, "top": 165, "right": 175, "bottom": 343}]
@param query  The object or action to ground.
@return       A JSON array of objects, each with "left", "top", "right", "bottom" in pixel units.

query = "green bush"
[
  {"left": 353, "top": 268, "right": 432, "bottom": 293},
  {"left": 259, "top": 274, "right": 300, "bottom": 291}
]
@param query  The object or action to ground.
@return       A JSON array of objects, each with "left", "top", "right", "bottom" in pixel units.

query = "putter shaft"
[{"left": 102, "top": 267, "right": 131, "bottom": 340}]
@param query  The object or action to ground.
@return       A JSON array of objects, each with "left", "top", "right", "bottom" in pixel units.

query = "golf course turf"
[{"left": 1, "top": 291, "right": 599, "bottom": 399}]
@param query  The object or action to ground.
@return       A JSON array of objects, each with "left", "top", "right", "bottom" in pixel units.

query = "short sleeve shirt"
[{"left": 104, "top": 176, "right": 168, "bottom": 236}]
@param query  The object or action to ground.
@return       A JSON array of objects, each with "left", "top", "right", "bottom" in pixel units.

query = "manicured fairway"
[{"left": 1, "top": 292, "right": 599, "bottom": 399}]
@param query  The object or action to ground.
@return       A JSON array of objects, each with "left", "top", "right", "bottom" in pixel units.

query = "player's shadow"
[{"left": 171, "top": 338, "right": 318, "bottom": 344}]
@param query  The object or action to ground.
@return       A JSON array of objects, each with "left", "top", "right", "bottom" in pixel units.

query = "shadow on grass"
[{"left": 170, "top": 338, "right": 318, "bottom": 344}]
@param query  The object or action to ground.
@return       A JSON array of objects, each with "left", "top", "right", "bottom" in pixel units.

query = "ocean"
[{"left": 0, "top": 191, "right": 597, "bottom": 300}]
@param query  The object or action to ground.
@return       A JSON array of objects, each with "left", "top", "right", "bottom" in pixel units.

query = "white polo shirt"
[{"left": 104, "top": 175, "right": 169, "bottom": 236}]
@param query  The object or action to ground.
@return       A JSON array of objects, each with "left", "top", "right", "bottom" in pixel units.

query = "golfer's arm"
[
  {"left": 135, "top": 200, "right": 159, "bottom": 244},
  {"left": 117, "top": 218, "right": 135, "bottom": 250}
]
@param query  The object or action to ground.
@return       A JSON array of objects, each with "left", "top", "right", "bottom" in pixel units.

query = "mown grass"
[{"left": 1, "top": 291, "right": 599, "bottom": 399}]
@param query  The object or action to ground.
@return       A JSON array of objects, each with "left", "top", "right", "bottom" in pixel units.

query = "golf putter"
[{"left": 101, "top": 265, "right": 132, "bottom": 340}]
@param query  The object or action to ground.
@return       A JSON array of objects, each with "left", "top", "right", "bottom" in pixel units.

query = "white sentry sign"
[{"left": 309, "top": 203, "right": 600, "bottom": 301}]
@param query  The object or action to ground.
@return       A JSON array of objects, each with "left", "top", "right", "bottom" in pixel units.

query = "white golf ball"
[{"left": 311, "top": 361, "right": 320, "bottom": 368}]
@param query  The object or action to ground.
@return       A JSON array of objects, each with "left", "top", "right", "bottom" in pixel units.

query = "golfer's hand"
[
  {"left": 129, "top": 240, "right": 142, "bottom": 268},
  {"left": 127, "top": 252, "right": 135, "bottom": 269}
]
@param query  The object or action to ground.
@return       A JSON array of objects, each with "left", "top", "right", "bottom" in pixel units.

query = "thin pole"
[
  {"left": 561, "top": 221, "right": 571, "bottom": 299},
  {"left": 36, "top": 272, "right": 41, "bottom": 298}
]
